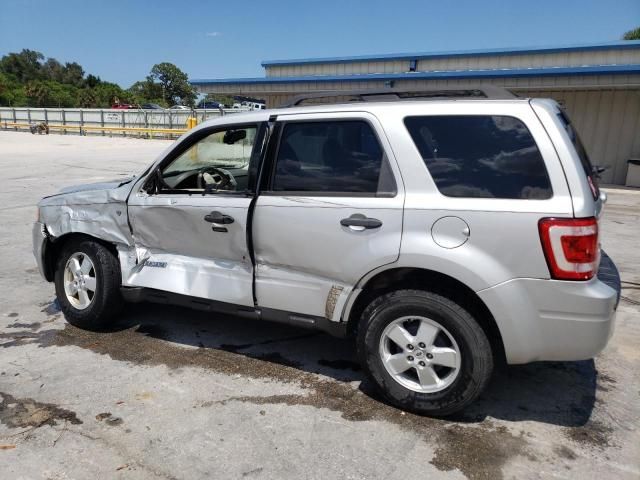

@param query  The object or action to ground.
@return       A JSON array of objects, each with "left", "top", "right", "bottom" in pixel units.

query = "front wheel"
[
  {"left": 54, "top": 238, "right": 123, "bottom": 330},
  {"left": 357, "top": 289, "right": 493, "bottom": 416}
]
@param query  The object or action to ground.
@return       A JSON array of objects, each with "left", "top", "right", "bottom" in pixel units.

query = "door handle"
[
  {"left": 204, "top": 211, "right": 235, "bottom": 224},
  {"left": 340, "top": 214, "right": 382, "bottom": 230}
]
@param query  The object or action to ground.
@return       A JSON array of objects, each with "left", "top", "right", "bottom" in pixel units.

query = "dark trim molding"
[{"left": 120, "top": 287, "right": 348, "bottom": 337}]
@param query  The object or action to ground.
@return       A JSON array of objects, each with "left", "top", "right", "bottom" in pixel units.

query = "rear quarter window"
[{"left": 404, "top": 115, "right": 553, "bottom": 199}]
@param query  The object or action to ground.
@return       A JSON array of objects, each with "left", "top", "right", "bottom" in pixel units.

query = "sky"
[{"left": 1, "top": 0, "right": 639, "bottom": 88}]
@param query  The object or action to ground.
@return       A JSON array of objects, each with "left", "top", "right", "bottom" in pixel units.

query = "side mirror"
[{"left": 223, "top": 129, "right": 247, "bottom": 145}]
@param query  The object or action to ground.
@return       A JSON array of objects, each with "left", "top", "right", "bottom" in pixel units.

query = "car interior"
[{"left": 158, "top": 127, "right": 255, "bottom": 193}]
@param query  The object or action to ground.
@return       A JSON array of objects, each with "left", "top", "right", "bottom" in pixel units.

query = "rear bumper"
[
  {"left": 478, "top": 251, "right": 619, "bottom": 364},
  {"left": 596, "top": 251, "right": 621, "bottom": 308}
]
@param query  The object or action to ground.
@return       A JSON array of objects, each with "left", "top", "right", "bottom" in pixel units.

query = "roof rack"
[{"left": 281, "top": 86, "right": 516, "bottom": 107}]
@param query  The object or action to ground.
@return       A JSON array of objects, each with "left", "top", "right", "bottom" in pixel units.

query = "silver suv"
[{"left": 32, "top": 88, "right": 620, "bottom": 416}]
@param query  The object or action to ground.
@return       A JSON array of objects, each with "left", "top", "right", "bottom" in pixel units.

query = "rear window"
[
  {"left": 404, "top": 115, "right": 553, "bottom": 199},
  {"left": 557, "top": 110, "right": 599, "bottom": 199}
]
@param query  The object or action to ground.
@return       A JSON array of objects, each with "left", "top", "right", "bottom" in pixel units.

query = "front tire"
[
  {"left": 54, "top": 238, "right": 123, "bottom": 330},
  {"left": 357, "top": 289, "right": 493, "bottom": 416}
]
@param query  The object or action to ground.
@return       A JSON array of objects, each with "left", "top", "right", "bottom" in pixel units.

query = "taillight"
[{"left": 538, "top": 217, "right": 599, "bottom": 280}]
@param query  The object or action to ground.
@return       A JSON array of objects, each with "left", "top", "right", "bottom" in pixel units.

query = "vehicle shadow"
[{"left": 113, "top": 303, "right": 597, "bottom": 428}]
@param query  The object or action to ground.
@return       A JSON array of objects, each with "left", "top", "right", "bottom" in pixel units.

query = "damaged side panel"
[
  {"left": 125, "top": 193, "right": 255, "bottom": 307},
  {"left": 255, "top": 263, "right": 353, "bottom": 321},
  {"left": 119, "top": 246, "right": 253, "bottom": 303},
  {"left": 39, "top": 181, "right": 136, "bottom": 246}
]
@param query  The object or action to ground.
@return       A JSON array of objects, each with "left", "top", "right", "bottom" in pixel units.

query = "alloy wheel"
[
  {"left": 379, "top": 316, "right": 461, "bottom": 393},
  {"left": 63, "top": 252, "right": 97, "bottom": 310}
]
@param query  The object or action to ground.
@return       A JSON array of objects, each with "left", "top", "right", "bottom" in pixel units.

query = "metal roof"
[
  {"left": 260, "top": 40, "right": 640, "bottom": 67},
  {"left": 191, "top": 63, "right": 640, "bottom": 86}
]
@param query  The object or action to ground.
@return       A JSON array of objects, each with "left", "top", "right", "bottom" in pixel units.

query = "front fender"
[
  {"left": 40, "top": 203, "right": 133, "bottom": 246},
  {"left": 38, "top": 182, "right": 136, "bottom": 247}
]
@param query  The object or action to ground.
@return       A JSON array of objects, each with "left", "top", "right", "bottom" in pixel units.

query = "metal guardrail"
[
  {"left": 0, "top": 107, "right": 243, "bottom": 139},
  {"left": 4, "top": 122, "right": 189, "bottom": 137}
]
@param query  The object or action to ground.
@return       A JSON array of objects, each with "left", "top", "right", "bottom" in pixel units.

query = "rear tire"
[
  {"left": 357, "top": 289, "right": 493, "bottom": 416},
  {"left": 54, "top": 238, "right": 123, "bottom": 330}
]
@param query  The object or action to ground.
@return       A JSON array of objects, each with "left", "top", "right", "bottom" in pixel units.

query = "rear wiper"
[{"left": 592, "top": 165, "right": 608, "bottom": 177}]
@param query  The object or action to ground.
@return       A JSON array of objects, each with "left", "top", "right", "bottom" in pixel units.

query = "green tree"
[
  {"left": 25, "top": 80, "right": 77, "bottom": 107},
  {"left": 95, "top": 81, "right": 131, "bottom": 107},
  {"left": 0, "top": 72, "right": 26, "bottom": 106},
  {"left": 77, "top": 88, "right": 98, "bottom": 108},
  {"left": 24, "top": 81, "right": 51, "bottom": 106},
  {"left": 0, "top": 50, "right": 199, "bottom": 108},
  {"left": 128, "top": 78, "right": 164, "bottom": 104},
  {"left": 623, "top": 27, "right": 640, "bottom": 40},
  {"left": 49, "top": 82, "right": 77, "bottom": 107},
  {"left": 0, "top": 49, "right": 44, "bottom": 83},
  {"left": 149, "top": 62, "right": 196, "bottom": 106},
  {"left": 61, "top": 62, "right": 85, "bottom": 87},
  {"left": 85, "top": 74, "right": 101, "bottom": 88},
  {"left": 42, "top": 58, "right": 65, "bottom": 82}
]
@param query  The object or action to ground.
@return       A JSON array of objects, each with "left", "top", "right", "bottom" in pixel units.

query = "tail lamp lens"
[{"left": 538, "top": 217, "right": 599, "bottom": 280}]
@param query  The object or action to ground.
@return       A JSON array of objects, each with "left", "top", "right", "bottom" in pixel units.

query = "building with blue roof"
[{"left": 192, "top": 41, "right": 640, "bottom": 185}]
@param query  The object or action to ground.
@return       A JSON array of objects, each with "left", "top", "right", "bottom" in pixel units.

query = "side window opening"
[
  {"left": 404, "top": 115, "right": 553, "bottom": 199},
  {"left": 157, "top": 126, "right": 258, "bottom": 193},
  {"left": 270, "top": 120, "right": 396, "bottom": 196}
]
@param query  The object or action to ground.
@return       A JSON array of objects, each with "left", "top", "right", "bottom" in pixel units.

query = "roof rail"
[{"left": 281, "top": 86, "right": 516, "bottom": 107}]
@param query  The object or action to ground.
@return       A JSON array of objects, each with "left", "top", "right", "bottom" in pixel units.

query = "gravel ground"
[{"left": 0, "top": 131, "right": 638, "bottom": 480}]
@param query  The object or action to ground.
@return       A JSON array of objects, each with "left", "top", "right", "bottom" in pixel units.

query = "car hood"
[
  {"left": 56, "top": 176, "right": 135, "bottom": 195},
  {"left": 38, "top": 175, "right": 138, "bottom": 209}
]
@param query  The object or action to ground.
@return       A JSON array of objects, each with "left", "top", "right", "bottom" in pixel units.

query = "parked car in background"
[
  {"left": 169, "top": 105, "right": 189, "bottom": 110},
  {"left": 196, "top": 101, "right": 223, "bottom": 109},
  {"left": 141, "top": 103, "right": 164, "bottom": 110},
  {"left": 245, "top": 101, "right": 266, "bottom": 110},
  {"left": 111, "top": 104, "right": 136, "bottom": 109},
  {"left": 32, "top": 87, "right": 620, "bottom": 416}
]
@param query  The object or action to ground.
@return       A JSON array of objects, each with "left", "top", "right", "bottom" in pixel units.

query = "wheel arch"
[
  {"left": 344, "top": 267, "right": 506, "bottom": 365},
  {"left": 43, "top": 232, "right": 119, "bottom": 282}
]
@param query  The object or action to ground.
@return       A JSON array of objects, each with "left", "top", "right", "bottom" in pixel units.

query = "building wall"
[
  {"left": 265, "top": 48, "right": 640, "bottom": 77},
  {"left": 524, "top": 88, "right": 640, "bottom": 185},
  {"left": 200, "top": 74, "right": 640, "bottom": 101}
]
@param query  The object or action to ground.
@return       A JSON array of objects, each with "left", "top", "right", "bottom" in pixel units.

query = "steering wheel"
[{"left": 197, "top": 166, "right": 237, "bottom": 191}]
